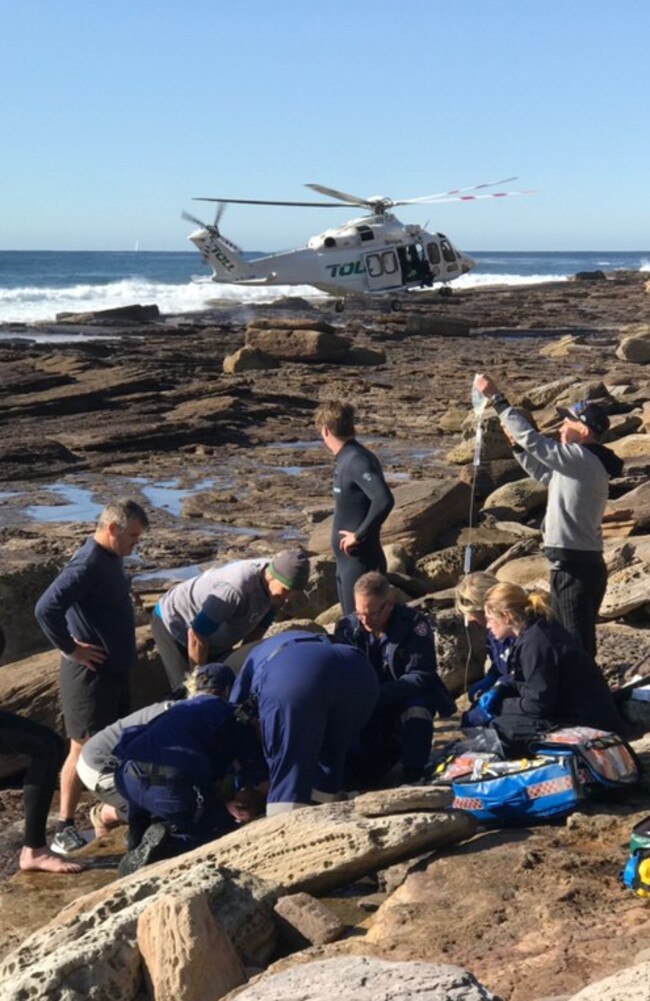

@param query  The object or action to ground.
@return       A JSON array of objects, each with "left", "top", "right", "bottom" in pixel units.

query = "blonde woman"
[{"left": 482, "top": 583, "right": 623, "bottom": 755}]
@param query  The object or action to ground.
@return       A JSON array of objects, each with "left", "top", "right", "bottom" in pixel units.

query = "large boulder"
[
  {"left": 494, "top": 553, "right": 550, "bottom": 591},
  {"left": 607, "top": 434, "right": 650, "bottom": 459},
  {"left": 224, "top": 957, "right": 498, "bottom": 1001},
  {"left": 599, "top": 561, "right": 650, "bottom": 619},
  {"left": 515, "top": 376, "right": 576, "bottom": 409},
  {"left": 0, "top": 552, "right": 64, "bottom": 664},
  {"left": 604, "top": 481, "right": 650, "bottom": 536},
  {"left": 481, "top": 478, "right": 547, "bottom": 520},
  {"left": 223, "top": 346, "right": 279, "bottom": 374},
  {"left": 446, "top": 415, "right": 512, "bottom": 464},
  {"left": 245, "top": 328, "right": 351, "bottom": 363},
  {"left": 431, "top": 608, "right": 486, "bottom": 694},
  {"left": 616, "top": 327, "right": 650, "bottom": 364},
  {"left": 56, "top": 304, "right": 160, "bottom": 324},
  {"left": 308, "top": 479, "right": 472, "bottom": 560},
  {"left": 137, "top": 891, "right": 247, "bottom": 1001}
]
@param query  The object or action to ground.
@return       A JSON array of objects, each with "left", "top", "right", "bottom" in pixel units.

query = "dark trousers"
[
  {"left": 116, "top": 761, "right": 234, "bottom": 852},
  {"left": 347, "top": 694, "right": 434, "bottom": 784},
  {"left": 491, "top": 712, "right": 553, "bottom": 758},
  {"left": 550, "top": 558, "right": 607, "bottom": 659},
  {"left": 335, "top": 544, "right": 387, "bottom": 615},
  {"left": 151, "top": 612, "right": 190, "bottom": 694},
  {"left": 0, "top": 711, "right": 65, "bottom": 848}
]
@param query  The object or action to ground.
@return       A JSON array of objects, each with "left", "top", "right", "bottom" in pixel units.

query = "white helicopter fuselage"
[{"left": 189, "top": 212, "right": 475, "bottom": 297}]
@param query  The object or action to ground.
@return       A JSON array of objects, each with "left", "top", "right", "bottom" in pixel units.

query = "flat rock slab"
[{"left": 224, "top": 956, "right": 499, "bottom": 1001}]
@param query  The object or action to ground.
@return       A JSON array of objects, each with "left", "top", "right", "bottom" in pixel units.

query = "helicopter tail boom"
[{"left": 187, "top": 225, "right": 254, "bottom": 283}]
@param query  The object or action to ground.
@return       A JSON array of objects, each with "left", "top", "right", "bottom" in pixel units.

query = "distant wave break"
[{"left": 0, "top": 264, "right": 648, "bottom": 324}]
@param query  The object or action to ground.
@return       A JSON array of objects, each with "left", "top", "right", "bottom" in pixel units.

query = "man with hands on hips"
[{"left": 35, "top": 498, "right": 149, "bottom": 855}]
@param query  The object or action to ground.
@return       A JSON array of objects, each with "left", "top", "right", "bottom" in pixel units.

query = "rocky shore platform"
[{"left": 1, "top": 270, "right": 650, "bottom": 1001}]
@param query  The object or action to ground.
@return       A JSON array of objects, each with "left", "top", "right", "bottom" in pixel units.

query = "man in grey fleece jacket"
[{"left": 474, "top": 374, "right": 623, "bottom": 658}]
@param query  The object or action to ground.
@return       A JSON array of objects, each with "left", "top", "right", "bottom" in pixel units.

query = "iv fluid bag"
[{"left": 472, "top": 381, "right": 489, "bottom": 415}]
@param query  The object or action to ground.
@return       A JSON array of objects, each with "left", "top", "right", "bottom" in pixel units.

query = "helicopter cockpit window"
[
  {"left": 427, "top": 242, "right": 441, "bottom": 265},
  {"left": 440, "top": 239, "right": 457, "bottom": 263},
  {"left": 356, "top": 225, "right": 374, "bottom": 242},
  {"left": 382, "top": 251, "right": 398, "bottom": 274}
]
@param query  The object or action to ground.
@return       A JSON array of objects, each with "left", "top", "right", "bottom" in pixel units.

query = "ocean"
[{"left": 0, "top": 249, "right": 648, "bottom": 325}]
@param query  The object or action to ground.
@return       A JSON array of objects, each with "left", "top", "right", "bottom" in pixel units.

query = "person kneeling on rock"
[
  {"left": 334, "top": 572, "right": 456, "bottom": 785},
  {"left": 77, "top": 662, "right": 236, "bottom": 841},
  {"left": 113, "top": 670, "right": 267, "bottom": 875}
]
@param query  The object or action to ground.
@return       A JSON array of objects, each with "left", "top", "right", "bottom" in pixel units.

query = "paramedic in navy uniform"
[
  {"left": 335, "top": 572, "right": 455, "bottom": 783},
  {"left": 230, "top": 629, "right": 379, "bottom": 814},
  {"left": 315, "top": 399, "right": 394, "bottom": 615}
]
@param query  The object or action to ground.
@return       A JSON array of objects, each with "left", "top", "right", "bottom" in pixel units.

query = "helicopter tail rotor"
[{"left": 182, "top": 200, "right": 226, "bottom": 234}]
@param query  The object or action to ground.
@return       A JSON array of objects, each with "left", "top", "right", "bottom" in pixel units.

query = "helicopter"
[{"left": 183, "top": 179, "right": 531, "bottom": 311}]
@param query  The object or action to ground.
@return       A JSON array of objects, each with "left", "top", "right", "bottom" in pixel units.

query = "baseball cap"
[
  {"left": 269, "top": 549, "right": 310, "bottom": 590},
  {"left": 556, "top": 400, "right": 609, "bottom": 437},
  {"left": 195, "top": 663, "right": 236, "bottom": 694}
]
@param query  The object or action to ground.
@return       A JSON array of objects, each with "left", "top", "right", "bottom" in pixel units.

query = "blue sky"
[{"left": 1, "top": 0, "right": 648, "bottom": 252}]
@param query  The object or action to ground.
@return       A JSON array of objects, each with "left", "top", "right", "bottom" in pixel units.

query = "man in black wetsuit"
[{"left": 315, "top": 400, "right": 395, "bottom": 614}]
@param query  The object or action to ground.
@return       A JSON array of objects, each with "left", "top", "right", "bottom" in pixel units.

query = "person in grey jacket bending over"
[
  {"left": 474, "top": 374, "right": 622, "bottom": 659},
  {"left": 151, "top": 550, "right": 310, "bottom": 693}
]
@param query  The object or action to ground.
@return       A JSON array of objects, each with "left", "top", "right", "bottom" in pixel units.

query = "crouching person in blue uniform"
[
  {"left": 114, "top": 666, "right": 267, "bottom": 875},
  {"left": 334, "top": 572, "right": 456, "bottom": 784},
  {"left": 454, "top": 572, "right": 516, "bottom": 728},
  {"left": 230, "top": 630, "right": 379, "bottom": 815}
]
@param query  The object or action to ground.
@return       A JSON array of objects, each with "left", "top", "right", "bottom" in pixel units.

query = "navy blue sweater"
[{"left": 35, "top": 537, "right": 136, "bottom": 675}]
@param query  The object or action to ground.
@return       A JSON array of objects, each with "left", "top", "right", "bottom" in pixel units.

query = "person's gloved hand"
[
  {"left": 469, "top": 676, "right": 492, "bottom": 702},
  {"left": 477, "top": 685, "right": 504, "bottom": 721}
]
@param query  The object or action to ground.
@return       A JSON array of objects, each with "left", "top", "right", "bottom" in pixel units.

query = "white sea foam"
[
  {"left": 0, "top": 271, "right": 577, "bottom": 325},
  {"left": 5, "top": 258, "right": 650, "bottom": 325},
  {"left": 0, "top": 278, "right": 330, "bottom": 324}
]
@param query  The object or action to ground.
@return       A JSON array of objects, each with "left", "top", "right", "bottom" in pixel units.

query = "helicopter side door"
[{"left": 363, "top": 249, "right": 401, "bottom": 290}]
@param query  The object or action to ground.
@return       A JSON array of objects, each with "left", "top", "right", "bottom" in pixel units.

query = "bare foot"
[{"left": 19, "top": 846, "right": 85, "bottom": 873}]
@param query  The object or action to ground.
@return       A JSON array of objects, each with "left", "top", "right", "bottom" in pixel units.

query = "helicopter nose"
[{"left": 460, "top": 254, "right": 475, "bottom": 274}]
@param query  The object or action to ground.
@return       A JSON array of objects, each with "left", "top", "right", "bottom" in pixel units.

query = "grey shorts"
[
  {"left": 76, "top": 755, "right": 128, "bottom": 819},
  {"left": 59, "top": 658, "right": 131, "bottom": 740}
]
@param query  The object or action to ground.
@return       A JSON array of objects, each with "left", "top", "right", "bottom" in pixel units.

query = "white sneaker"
[{"left": 50, "top": 825, "right": 86, "bottom": 855}]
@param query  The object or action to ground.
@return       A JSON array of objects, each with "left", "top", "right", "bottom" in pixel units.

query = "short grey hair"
[
  {"left": 97, "top": 498, "right": 149, "bottom": 531},
  {"left": 354, "top": 571, "right": 392, "bottom": 600}
]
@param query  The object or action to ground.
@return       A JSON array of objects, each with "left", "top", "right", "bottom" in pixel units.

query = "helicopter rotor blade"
[
  {"left": 396, "top": 176, "right": 519, "bottom": 205},
  {"left": 182, "top": 210, "right": 211, "bottom": 229},
  {"left": 194, "top": 196, "right": 347, "bottom": 207},
  {"left": 305, "top": 183, "right": 372, "bottom": 207},
  {"left": 394, "top": 188, "right": 536, "bottom": 207},
  {"left": 214, "top": 201, "right": 226, "bottom": 228}
]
